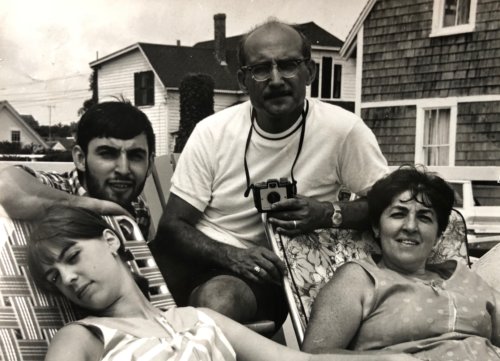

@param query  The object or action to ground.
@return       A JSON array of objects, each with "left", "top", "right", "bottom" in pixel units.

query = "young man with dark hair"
[{"left": 0, "top": 101, "right": 156, "bottom": 238}]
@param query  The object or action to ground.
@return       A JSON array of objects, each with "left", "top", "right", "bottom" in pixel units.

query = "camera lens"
[{"left": 267, "top": 191, "right": 281, "bottom": 204}]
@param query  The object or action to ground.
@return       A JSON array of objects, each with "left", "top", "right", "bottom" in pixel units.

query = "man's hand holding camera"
[
  {"left": 251, "top": 177, "right": 334, "bottom": 236},
  {"left": 267, "top": 195, "right": 332, "bottom": 236},
  {"left": 225, "top": 246, "right": 286, "bottom": 285}
]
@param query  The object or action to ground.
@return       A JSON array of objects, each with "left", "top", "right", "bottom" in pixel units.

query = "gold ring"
[
  {"left": 253, "top": 265, "right": 262, "bottom": 273},
  {"left": 293, "top": 220, "right": 297, "bottom": 229}
]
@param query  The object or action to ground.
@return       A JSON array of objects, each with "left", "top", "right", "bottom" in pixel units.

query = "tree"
[
  {"left": 22, "top": 116, "right": 40, "bottom": 130},
  {"left": 174, "top": 73, "right": 215, "bottom": 153},
  {"left": 37, "top": 122, "right": 77, "bottom": 138},
  {"left": 0, "top": 141, "right": 33, "bottom": 154},
  {"left": 78, "top": 69, "right": 98, "bottom": 116}
]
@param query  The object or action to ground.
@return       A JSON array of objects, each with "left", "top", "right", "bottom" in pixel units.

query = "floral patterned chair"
[{"left": 264, "top": 208, "right": 469, "bottom": 345}]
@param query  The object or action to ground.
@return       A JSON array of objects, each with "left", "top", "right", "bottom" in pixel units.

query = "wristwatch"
[{"left": 331, "top": 203, "right": 343, "bottom": 227}]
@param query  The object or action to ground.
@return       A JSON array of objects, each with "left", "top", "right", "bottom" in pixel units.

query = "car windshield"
[{"left": 472, "top": 181, "right": 500, "bottom": 206}]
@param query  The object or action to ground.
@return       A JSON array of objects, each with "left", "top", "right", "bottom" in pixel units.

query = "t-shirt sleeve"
[
  {"left": 338, "top": 120, "right": 388, "bottom": 196},
  {"left": 170, "top": 124, "right": 214, "bottom": 212}
]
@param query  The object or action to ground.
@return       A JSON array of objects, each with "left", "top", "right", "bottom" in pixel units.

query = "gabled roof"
[
  {"left": 194, "top": 21, "right": 344, "bottom": 49},
  {"left": 90, "top": 43, "right": 241, "bottom": 91},
  {"left": 340, "top": 0, "right": 378, "bottom": 58},
  {"left": 47, "top": 137, "right": 75, "bottom": 151},
  {"left": 140, "top": 43, "right": 241, "bottom": 90},
  {"left": 89, "top": 21, "right": 343, "bottom": 92},
  {"left": 0, "top": 100, "right": 49, "bottom": 148}
]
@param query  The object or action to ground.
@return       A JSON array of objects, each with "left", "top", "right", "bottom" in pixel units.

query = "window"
[
  {"left": 11, "top": 130, "right": 20, "bottom": 143},
  {"left": 134, "top": 71, "right": 155, "bottom": 106},
  {"left": 423, "top": 108, "right": 451, "bottom": 165},
  {"left": 333, "top": 64, "right": 342, "bottom": 99},
  {"left": 415, "top": 103, "right": 457, "bottom": 166},
  {"left": 310, "top": 63, "right": 320, "bottom": 98},
  {"left": 310, "top": 57, "right": 342, "bottom": 100},
  {"left": 431, "top": 0, "right": 477, "bottom": 37}
]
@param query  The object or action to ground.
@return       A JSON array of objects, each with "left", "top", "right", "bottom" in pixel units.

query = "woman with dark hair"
[
  {"left": 302, "top": 166, "right": 500, "bottom": 361},
  {"left": 28, "top": 205, "right": 416, "bottom": 361}
]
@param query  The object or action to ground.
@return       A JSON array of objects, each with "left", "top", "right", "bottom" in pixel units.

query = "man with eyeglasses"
[{"left": 152, "top": 20, "right": 388, "bottom": 329}]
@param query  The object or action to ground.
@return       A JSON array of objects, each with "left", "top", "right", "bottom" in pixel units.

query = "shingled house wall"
[
  {"left": 363, "top": 105, "right": 417, "bottom": 164},
  {"left": 359, "top": 0, "right": 500, "bottom": 166}
]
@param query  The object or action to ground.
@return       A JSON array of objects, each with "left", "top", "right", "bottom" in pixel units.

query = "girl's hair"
[
  {"left": 27, "top": 205, "right": 148, "bottom": 296},
  {"left": 367, "top": 165, "right": 455, "bottom": 237}
]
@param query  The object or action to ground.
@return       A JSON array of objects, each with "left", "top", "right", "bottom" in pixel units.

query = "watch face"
[
  {"left": 332, "top": 206, "right": 342, "bottom": 226},
  {"left": 332, "top": 212, "right": 342, "bottom": 226}
]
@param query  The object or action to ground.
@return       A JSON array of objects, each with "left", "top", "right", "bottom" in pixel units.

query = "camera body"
[{"left": 252, "top": 178, "right": 296, "bottom": 212}]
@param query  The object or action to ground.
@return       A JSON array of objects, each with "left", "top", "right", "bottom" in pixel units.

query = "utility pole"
[{"left": 46, "top": 105, "right": 55, "bottom": 142}]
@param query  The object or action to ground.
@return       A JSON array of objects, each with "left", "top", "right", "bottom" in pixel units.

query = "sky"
[{"left": 0, "top": 0, "right": 368, "bottom": 126}]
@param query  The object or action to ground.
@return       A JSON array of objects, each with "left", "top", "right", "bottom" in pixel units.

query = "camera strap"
[{"left": 243, "top": 100, "right": 309, "bottom": 197}]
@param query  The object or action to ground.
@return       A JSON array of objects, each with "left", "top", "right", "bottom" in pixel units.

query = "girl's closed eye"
[
  {"left": 46, "top": 270, "right": 60, "bottom": 284},
  {"left": 66, "top": 250, "right": 80, "bottom": 264}
]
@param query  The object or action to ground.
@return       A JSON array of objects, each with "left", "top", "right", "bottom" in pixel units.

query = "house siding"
[
  {"left": 310, "top": 49, "right": 357, "bottom": 102},
  {"left": 96, "top": 50, "right": 169, "bottom": 155},
  {"left": 456, "top": 101, "right": 500, "bottom": 165},
  {"left": 0, "top": 108, "right": 42, "bottom": 147},
  {"left": 362, "top": 105, "right": 417, "bottom": 165},
  {"left": 362, "top": 0, "right": 500, "bottom": 102}
]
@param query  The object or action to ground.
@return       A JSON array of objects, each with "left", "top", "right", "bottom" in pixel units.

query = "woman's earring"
[
  {"left": 373, "top": 230, "right": 379, "bottom": 238},
  {"left": 112, "top": 251, "right": 118, "bottom": 257}
]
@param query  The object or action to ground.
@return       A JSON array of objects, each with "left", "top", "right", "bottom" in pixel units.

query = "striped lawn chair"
[
  {"left": 264, "top": 208, "right": 470, "bottom": 346},
  {"left": 0, "top": 215, "right": 174, "bottom": 361}
]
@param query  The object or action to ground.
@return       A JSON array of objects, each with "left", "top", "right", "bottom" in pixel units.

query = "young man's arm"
[{"left": 0, "top": 166, "right": 129, "bottom": 220}]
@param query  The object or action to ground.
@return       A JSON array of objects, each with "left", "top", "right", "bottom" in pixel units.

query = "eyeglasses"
[{"left": 241, "top": 58, "right": 310, "bottom": 82}]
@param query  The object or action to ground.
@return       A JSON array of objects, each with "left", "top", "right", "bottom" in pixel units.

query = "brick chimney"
[{"left": 214, "top": 13, "right": 227, "bottom": 65}]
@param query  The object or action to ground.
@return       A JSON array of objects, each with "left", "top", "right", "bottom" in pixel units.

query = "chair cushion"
[{"left": 0, "top": 215, "right": 174, "bottom": 361}]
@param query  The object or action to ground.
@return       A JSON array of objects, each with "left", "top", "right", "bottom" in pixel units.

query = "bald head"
[{"left": 237, "top": 20, "right": 311, "bottom": 67}]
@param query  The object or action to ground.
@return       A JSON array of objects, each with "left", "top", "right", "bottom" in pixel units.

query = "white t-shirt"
[{"left": 171, "top": 99, "right": 388, "bottom": 249}]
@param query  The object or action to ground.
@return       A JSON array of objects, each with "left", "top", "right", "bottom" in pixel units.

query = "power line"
[
  {"left": 0, "top": 73, "right": 90, "bottom": 89},
  {"left": 0, "top": 88, "right": 90, "bottom": 96}
]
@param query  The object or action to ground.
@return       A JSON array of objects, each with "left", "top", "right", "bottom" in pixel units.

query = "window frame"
[
  {"left": 11, "top": 130, "right": 21, "bottom": 143},
  {"left": 309, "top": 57, "right": 342, "bottom": 100},
  {"left": 415, "top": 100, "right": 457, "bottom": 166},
  {"left": 430, "top": 0, "right": 477, "bottom": 37},
  {"left": 134, "top": 71, "right": 155, "bottom": 107}
]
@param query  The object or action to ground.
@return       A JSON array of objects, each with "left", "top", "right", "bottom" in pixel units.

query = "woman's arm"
[
  {"left": 302, "top": 262, "right": 374, "bottom": 353},
  {"left": 201, "top": 308, "right": 419, "bottom": 361},
  {"left": 45, "top": 324, "right": 103, "bottom": 361}
]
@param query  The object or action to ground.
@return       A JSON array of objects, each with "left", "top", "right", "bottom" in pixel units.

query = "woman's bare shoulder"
[{"left": 46, "top": 323, "right": 103, "bottom": 361}]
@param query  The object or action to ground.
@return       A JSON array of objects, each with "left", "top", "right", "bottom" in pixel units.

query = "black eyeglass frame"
[{"left": 240, "top": 58, "right": 311, "bottom": 82}]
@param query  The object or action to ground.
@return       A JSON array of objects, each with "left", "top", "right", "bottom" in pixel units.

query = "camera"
[{"left": 252, "top": 178, "right": 296, "bottom": 212}]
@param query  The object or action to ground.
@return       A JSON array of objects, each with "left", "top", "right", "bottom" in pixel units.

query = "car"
[{"left": 448, "top": 180, "right": 500, "bottom": 256}]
